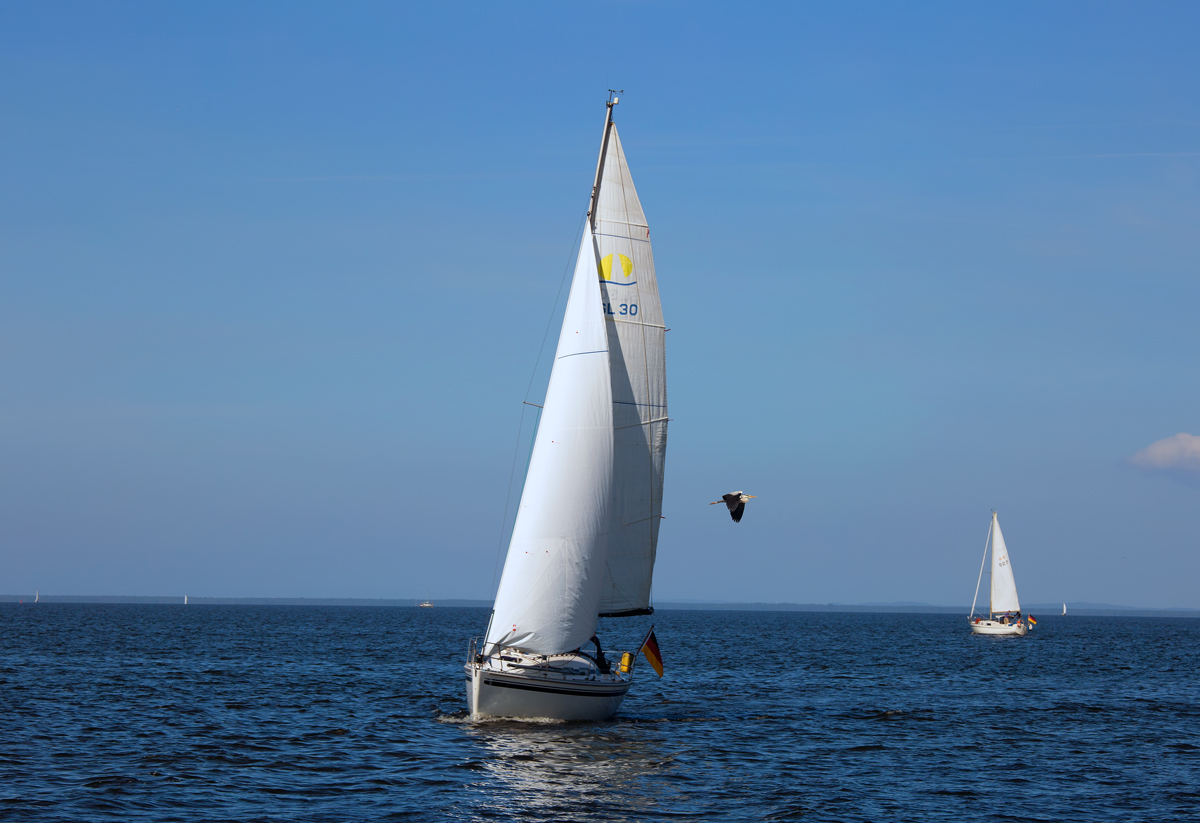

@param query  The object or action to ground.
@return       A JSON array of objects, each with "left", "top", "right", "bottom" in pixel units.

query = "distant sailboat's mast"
[{"left": 587, "top": 90, "right": 621, "bottom": 231}]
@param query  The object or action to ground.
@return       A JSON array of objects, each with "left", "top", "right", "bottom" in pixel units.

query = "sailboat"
[
  {"left": 465, "top": 95, "right": 667, "bottom": 721},
  {"left": 969, "top": 511, "right": 1027, "bottom": 636},
  {"left": 1062, "top": 602, "right": 1066, "bottom": 616}
]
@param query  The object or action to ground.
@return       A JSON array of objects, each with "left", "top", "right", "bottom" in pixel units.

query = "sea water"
[{"left": 1, "top": 605, "right": 1197, "bottom": 821}]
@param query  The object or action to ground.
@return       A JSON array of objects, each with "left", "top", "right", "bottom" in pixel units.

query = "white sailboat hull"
[
  {"left": 464, "top": 657, "right": 631, "bottom": 722},
  {"left": 969, "top": 618, "right": 1027, "bottom": 636}
]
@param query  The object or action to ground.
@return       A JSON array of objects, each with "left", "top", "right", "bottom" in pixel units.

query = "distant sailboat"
[
  {"left": 969, "top": 511, "right": 1028, "bottom": 636},
  {"left": 35, "top": 590, "right": 39, "bottom": 604},
  {"left": 1062, "top": 602, "right": 1066, "bottom": 616},
  {"left": 419, "top": 600, "right": 434, "bottom": 608},
  {"left": 184, "top": 595, "right": 188, "bottom": 605},
  {"left": 464, "top": 94, "right": 667, "bottom": 721}
]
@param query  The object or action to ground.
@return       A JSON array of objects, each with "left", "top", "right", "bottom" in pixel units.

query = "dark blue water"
[{"left": 1, "top": 605, "right": 1197, "bottom": 821}]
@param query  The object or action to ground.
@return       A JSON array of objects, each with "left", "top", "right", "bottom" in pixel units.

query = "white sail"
[
  {"left": 989, "top": 514, "right": 1021, "bottom": 614},
  {"left": 486, "top": 228, "right": 614, "bottom": 655},
  {"left": 593, "top": 124, "right": 668, "bottom": 616}
]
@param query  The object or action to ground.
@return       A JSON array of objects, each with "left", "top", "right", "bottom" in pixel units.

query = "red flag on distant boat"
[{"left": 639, "top": 626, "right": 664, "bottom": 678}]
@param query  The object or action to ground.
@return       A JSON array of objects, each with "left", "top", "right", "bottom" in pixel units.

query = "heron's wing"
[
  {"left": 723, "top": 493, "right": 738, "bottom": 505},
  {"left": 731, "top": 501, "right": 745, "bottom": 522}
]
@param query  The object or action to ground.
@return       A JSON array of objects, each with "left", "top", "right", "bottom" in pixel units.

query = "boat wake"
[{"left": 436, "top": 711, "right": 567, "bottom": 726}]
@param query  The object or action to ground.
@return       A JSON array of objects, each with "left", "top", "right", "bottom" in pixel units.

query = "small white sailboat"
[
  {"left": 184, "top": 595, "right": 188, "bottom": 605},
  {"left": 35, "top": 590, "right": 39, "bottom": 604},
  {"left": 419, "top": 601, "right": 434, "bottom": 608},
  {"left": 969, "top": 511, "right": 1027, "bottom": 636},
  {"left": 465, "top": 94, "right": 667, "bottom": 721},
  {"left": 1062, "top": 602, "right": 1066, "bottom": 616}
]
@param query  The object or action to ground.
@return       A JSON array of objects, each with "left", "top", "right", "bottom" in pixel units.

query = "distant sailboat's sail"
[
  {"left": 593, "top": 124, "right": 668, "bottom": 617},
  {"left": 486, "top": 229, "right": 614, "bottom": 655},
  {"left": 989, "top": 514, "right": 1021, "bottom": 614}
]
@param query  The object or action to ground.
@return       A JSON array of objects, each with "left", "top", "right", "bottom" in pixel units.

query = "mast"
[{"left": 587, "top": 90, "right": 621, "bottom": 231}]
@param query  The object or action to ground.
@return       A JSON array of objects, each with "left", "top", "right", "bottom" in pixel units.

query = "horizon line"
[{"left": 3, "top": 594, "right": 1198, "bottom": 615}]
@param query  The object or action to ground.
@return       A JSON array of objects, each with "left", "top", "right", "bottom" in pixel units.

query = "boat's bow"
[{"left": 465, "top": 643, "right": 632, "bottom": 721}]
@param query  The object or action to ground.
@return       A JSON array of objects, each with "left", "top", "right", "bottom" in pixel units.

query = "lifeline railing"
[{"left": 466, "top": 636, "right": 639, "bottom": 678}]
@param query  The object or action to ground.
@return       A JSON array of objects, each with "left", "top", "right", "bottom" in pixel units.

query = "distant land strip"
[{"left": 2, "top": 595, "right": 1198, "bottom": 617}]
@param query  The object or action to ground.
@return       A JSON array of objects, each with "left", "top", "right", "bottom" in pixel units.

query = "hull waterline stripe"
[{"left": 482, "top": 677, "right": 629, "bottom": 697}]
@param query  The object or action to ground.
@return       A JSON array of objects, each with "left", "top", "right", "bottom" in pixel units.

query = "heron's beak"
[{"left": 747, "top": 495, "right": 757, "bottom": 498}]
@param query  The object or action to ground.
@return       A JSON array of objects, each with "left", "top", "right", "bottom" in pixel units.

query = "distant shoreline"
[{"left": 2, "top": 594, "right": 1197, "bottom": 618}]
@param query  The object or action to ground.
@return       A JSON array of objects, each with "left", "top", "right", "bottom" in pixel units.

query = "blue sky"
[{"left": 3, "top": 2, "right": 1198, "bottom": 607}]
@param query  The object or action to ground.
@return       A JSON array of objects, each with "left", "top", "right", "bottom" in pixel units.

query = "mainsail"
[
  {"left": 989, "top": 514, "right": 1021, "bottom": 615},
  {"left": 486, "top": 228, "right": 614, "bottom": 655},
  {"left": 593, "top": 123, "right": 668, "bottom": 617}
]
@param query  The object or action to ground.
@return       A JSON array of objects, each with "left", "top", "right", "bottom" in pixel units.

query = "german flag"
[
  {"left": 1028, "top": 615, "right": 1037, "bottom": 627},
  {"left": 640, "top": 626, "right": 664, "bottom": 678}
]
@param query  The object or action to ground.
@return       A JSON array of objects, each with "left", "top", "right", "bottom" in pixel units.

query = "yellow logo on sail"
[{"left": 598, "top": 253, "right": 634, "bottom": 281}]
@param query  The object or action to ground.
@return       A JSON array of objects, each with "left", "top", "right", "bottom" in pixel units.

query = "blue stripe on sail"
[{"left": 600, "top": 280, "right": 638, "bottom": 286}]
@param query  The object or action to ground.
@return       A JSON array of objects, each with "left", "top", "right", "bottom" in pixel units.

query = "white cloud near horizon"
[{"left": 1130, "top": 433, "right": 1200, "bottom": 486}]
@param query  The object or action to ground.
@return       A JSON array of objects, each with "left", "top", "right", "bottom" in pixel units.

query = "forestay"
[
  {"left": 593, "top": 124, "right": 668, "bottom": 617},
  {"left": 989, "top": 515, "right": 1021, "bottom": 615},
  {"left": 486, "top": 229, "right": 614, "bottom": 655}
]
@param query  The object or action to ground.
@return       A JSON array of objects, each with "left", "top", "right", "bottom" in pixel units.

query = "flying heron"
[{"left": 710, "top": 491, "right": 756, "bottom": 523}]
